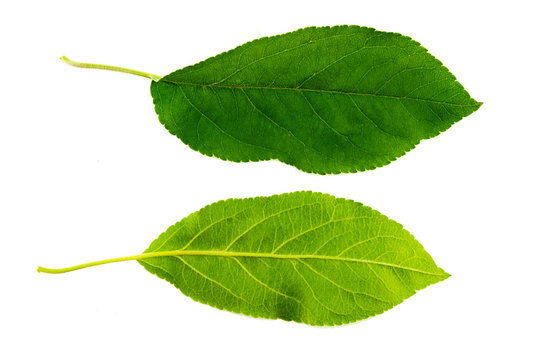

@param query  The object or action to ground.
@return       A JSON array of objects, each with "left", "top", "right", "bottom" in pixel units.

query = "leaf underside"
[
  {"left": 151, "top": 25, "right": 481, "bottom": 174},
  {"left": 138, "top": 192, "right": 449, "bottom": 326}
]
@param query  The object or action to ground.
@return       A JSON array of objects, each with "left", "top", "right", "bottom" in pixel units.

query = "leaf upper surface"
[
  {"left": 139, "top": 192, "right": 449, "bottom": 326},
  {"left": 151, "top": 25, "right": 481, "bottom": 174}
]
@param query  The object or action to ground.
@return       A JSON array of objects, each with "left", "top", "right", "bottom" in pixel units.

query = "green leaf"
[
  {"left": 151, "top": 25, "right": 481, "bottom": 174},
  {"left": 38, "top": 192, "right": 449, "bottom": 326},
  {"left": 62, "top": 25, "right": 481, "bottom": 174}
]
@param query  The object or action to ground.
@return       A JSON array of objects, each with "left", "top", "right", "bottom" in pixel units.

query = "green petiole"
[{"left": 60, "top": 56, "right": 162, "bottom": 81}]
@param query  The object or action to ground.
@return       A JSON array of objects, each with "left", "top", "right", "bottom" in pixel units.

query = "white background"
[{"left": 1, "top": 0, "right": 539, "bottom": 358}]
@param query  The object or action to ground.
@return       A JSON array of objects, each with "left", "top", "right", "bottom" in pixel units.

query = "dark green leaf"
[{"left": 152, "top": 25, "right": 481, "bottom": 174}]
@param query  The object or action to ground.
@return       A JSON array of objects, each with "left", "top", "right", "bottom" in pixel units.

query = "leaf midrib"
[
  {"left": 159, "top": 79, "right": 479, "bottom": 108},
  {"left": 138, "top": 249, "right": 444, "bottom": 276}
]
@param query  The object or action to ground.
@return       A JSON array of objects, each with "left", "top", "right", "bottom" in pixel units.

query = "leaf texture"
[
  {"left": 151, "top": 25, "right": 481, "bottom": 174},
  {"left": 138, "top": 192, "right": 449, "bottom": 326}
]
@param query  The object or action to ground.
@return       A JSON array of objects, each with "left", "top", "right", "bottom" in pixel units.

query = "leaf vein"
[
  {"left": 224, "top": 202, "right": 323, "bottom": 251},
  {"left": 179, "top": 88, "right": 275, "bottom": 153},
  {"left": 162, "top": 81, "right": 478, "bottom": 108},
  {"left": 176, "top": 256, "right": 256, "bottom": 307},
  {"left": 291, "top": 261, "right": 349, "bottom": 316},
  {"left": 231, "top": 257, "right": 315, "bottom": 318},
  {"left": 302, "top": 93, "right": 376, "bottom": 156},
  {"left": 298, "top": 259, "right": 390, "bottom": 306},
  {"left": 271, "top": 216, "right": 371, "bottom": 254}
]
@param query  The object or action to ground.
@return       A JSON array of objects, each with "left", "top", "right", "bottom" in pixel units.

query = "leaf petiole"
[
  {"left": 37, "top": 252, "right": 165, "bottom": 274},
  {"left": 60, "top": 56, "right": 163, "bottom": 81}
]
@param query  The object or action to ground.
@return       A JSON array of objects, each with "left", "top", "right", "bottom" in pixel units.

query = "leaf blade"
[
  {"left": 151, "top": 25, "right": 481, "bottom": 174},
  {"left": 138, "top": 192, "right": 449, "bottom": 326}
]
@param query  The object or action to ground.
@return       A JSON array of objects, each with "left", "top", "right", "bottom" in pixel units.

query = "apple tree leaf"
[
  {"left": 38, "top": 192, "right": 449, "bottom": 326},
  {"left": 62, "top": 25, "right": 481, "bottom": 174},
  {"left": 151, "top": 25, "right": 481, "bottom": 174}
]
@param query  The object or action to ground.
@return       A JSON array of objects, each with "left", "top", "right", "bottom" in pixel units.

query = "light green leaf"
[
  {"left": 151, "top": 25, "right": 481, "bottom": 174},
  {"left": 38, "top": 192, "right": 449, "bottom": 326}
]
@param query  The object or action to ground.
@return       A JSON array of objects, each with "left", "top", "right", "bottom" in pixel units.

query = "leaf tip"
[{"left": 440, "top": 269, "right": 451, "bottom": 281}]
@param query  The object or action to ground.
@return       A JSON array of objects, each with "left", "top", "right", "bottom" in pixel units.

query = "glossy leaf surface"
[
  {"left": 139, "top": 192, "right": 449, "bottom": 325},
  {"left": 152, "top": 25, "right": 481, "bottom": 174}
]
